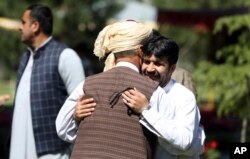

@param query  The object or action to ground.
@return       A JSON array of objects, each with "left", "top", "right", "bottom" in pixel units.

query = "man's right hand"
[
  {"left": 73, "top": 95, "right": 96, "bottom": 123},
  {"left": 121, "top": 88, "right": 149, "bottom": 114}
]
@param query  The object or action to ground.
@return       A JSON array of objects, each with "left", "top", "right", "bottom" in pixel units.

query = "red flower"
[
  {"left": 204, "top": 140, "right": 218, "bottom": 153},
  {"left": 209, "top": 140, "right": 218, "bottom": 149}
]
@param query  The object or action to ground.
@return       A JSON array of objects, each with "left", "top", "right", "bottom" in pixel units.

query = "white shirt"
[
  {"left": 10, "top": 37, "right": 85, "bottom": 159},
  {"left": 56, "top": 62, "right": 202, "bottom": 158},
  {"left": 142, "top": 80, "right": 205, "bottom": 159}
]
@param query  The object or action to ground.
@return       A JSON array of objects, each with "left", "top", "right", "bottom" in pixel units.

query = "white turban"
[{"left": 94, "top": 20, "right": 152, "bottom": 71}]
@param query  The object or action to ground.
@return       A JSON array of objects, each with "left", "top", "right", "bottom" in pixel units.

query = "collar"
[
  {"left": 115, "top": 62, "right": 139, "bottom": 73},
  {"left": 28, "top": 36, "right": 52, "bottom": 55},
  {"left": 162, "top": 79, "right": 175, "bottom": 93}
]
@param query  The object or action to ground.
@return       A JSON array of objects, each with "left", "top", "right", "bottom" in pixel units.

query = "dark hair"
[
  {"left": 26, "top": 4, "right": 53, "bottom": 35},
  {"left": 142, "top": 30, "right": 179, "bottom": 66}
]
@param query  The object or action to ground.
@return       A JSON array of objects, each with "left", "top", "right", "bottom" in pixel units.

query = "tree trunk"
[{"left": 240, "top": 117, "right": 248, "bottom": 142}]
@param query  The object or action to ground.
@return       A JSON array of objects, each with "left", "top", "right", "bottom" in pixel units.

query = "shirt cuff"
[{"left": 141, "top": 106, "right": 160, "bottom": 125}]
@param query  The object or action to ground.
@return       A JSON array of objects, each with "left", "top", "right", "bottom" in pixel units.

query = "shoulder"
[
  {"left": 85, "top": 72, "right": 103, "bottom": 81},
  {"left": 51, "top": 38, "right": 66, "bottom": 45},
  {"left": 171, "top": 82, "right": 196, "bottom": 100},
  {"left": 60, "top": 48, "right": 81, "bottom": 64},
  {"left": 61, "top": 48, "right": 78, "bottom": 57}
]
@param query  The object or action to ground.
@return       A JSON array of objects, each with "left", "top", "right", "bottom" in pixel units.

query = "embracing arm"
[
  {"left": 73, "top": 95, "right": 96, "bottom": 123},
  {"left": 122, "top": 87, "right": 200, "bottom": 152},
  {"left": 145, "top": 88, "right": 199, "bottom": 151},
  {"left": 56, "top": 81, "right": 97, "bottom": 143},
  {"left": 56, "top": 81, "right": 84, "bottom": 143}
]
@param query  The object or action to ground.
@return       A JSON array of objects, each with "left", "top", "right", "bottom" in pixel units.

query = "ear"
[
  {"left": 136, "top": 46, "right": 143, "bottom": 58},
  {"left": 31, "top": 20, "right": 40, "bottom": 33},
  {"left": 170, "top": 64, "right": 176, "bottom": 74}
]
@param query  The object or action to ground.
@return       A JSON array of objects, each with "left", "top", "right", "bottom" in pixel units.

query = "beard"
[
  {"left": 158, "top": 79, "right": 166, "bottom": 87},
  {"left": 143, "top": 72, "right": 169, "bottom": 87},
  {"left": 143, "top": 71, "right": 160, "bottom": 82}
]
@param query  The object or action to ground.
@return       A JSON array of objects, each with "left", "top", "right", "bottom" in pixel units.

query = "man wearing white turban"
[
  {"left": 56, "top": 20, "right": 201, "bottom": 159},
  {"left": 94, "top": 20, "right": 153, "bottom": 71}
]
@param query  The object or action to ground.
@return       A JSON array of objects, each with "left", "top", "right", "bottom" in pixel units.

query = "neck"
[
  {"left": 160, "top": 78, "right": 171, "bottom": 87},
  {"left": 116, "top": 56, "right": 140, "bottom": 69},
  {"left": 30, "top": 33, "right": 50, "bottom": 50}
]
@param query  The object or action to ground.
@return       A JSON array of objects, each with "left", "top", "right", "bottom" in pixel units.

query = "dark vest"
[
  {"left": 71, "top": 66, "right": 158, "bottom": 159},
  {"left": 15, "top": 39, "right": 71, "bottom": 156}
]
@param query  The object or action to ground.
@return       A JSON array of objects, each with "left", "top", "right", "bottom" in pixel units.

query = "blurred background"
[{"left": 0, "top": 0, "right": 250, "bottom": 159}]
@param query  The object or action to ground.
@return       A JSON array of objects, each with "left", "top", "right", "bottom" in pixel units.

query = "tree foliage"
[
  {"left": 193, "top": 14, "right": 250, "bottom": 118},
  {"left": 53, "top": 0, "right": 123, "bottom": 47},
  {"left": 152, "top": 0, "right": 250, "bottom": 10},
  {"left": 0, "top": 28, "right": 25, "bottom": 77},
  {"left": 152, "top": 0, "right": 250, "bottom": 72}
]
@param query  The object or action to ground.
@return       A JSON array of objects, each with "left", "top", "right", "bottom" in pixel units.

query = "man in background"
[
  {"left": 10, "top": 4, "right": 84, "bottom": 159},
  {"left": 172, "top": 66, "right": 197, "bottom": 97}
]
